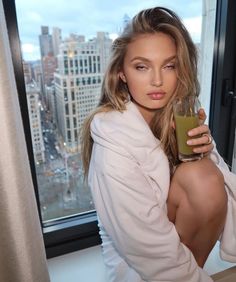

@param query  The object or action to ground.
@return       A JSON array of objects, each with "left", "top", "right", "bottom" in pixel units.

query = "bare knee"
[{"left": 170, "top": 158, "right": 227, "bottom": 221}]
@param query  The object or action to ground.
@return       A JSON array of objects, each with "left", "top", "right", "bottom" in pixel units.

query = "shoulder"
[
  {"left": 91, "top": 102, "right": 155, "bottom": 142},
  {"left": 90, "top": 102, "right": 169, "bottom": 170}
]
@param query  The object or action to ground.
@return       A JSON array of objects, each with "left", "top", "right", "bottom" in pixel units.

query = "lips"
[{"left": 147, "top": 91, "right": 166, "bottom": 100}]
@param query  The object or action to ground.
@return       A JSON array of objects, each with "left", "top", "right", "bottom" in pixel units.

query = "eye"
[
  {"left": 164, "top": 63, "right": 176, "bottom": 70},
  {"left": 135, "top": 64, "right": 148, "bottom": 71}
]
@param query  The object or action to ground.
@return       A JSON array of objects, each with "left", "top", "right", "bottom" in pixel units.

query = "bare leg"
[{"left": 167, "top": 158, "right": 227, "bottom": 267}]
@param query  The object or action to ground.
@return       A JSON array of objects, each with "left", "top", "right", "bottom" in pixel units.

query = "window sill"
[{"left": 44, "top": 212, "right": 101, "bottom": 258}]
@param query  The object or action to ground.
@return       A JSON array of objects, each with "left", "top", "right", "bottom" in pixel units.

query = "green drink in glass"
[{"left": 173, "top": 96, "right": 203, "bottom": 162}]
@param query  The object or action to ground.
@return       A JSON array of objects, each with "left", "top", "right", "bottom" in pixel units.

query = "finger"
[
  {"left": 187, "top": 134, "right": 212, "bottom": 146},
  {"left": 188, "top": 124, "right": 210, "bottom": 137},
  {"left": 192, "top": 143, "right": 214, "bottom": 154},
  {"left": 198, "top": 108, "right": 206, "bottom": 124},
  {"left": 202, "top": 133, "right": 213, "bottom": 145}
]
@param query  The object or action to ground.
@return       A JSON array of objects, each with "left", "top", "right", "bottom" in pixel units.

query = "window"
[
  {"left": 5, "top": 0, "right": 223, "bottom": 258},
  {"left": 209, "top": 0, "right": 236, "bottom": 173}
]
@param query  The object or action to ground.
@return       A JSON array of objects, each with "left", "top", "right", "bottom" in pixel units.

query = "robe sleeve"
[{"left": 209, "top": 143, "right": 236, "bottom": 262}]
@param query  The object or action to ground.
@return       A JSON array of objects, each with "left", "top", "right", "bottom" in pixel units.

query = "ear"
[{"left": 119, "top": 72, "right": 127, "bottom": 83}]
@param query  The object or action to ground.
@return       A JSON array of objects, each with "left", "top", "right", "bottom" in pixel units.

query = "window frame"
[
  {"left": 210, "top": 0, "right": 236, "bottom": 167},
  {"left": 3, "top": 0, "right": 100, "bottom": 258}
]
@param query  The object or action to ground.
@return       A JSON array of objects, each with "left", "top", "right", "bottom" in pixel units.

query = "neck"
[{"left": 132, "top": 100, "right": 157, "bottom": 125}]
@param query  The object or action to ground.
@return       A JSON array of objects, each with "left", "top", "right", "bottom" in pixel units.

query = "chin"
[{"left": 149, "top": 101, "right": 168, "bottom": 109}]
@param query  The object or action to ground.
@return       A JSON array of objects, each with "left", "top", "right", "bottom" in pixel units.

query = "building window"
[
  {"left": 71, "top": 90, "right": 75, "bottom": 101},
  {"left": 66, "top": 117, "right": 70, "bottom": 128}
]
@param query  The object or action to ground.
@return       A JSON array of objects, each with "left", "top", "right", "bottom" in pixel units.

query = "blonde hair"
[{"left": 81, "top": 7, "right": 199, "bottom": 176}]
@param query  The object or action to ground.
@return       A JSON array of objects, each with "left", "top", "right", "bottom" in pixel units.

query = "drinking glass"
[{"left": 173, "top": 96, "right": 203, "bottom": 162}]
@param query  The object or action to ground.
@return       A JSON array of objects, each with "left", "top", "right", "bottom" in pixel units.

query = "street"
[{"left": 36, "top": 109, "right": 94, "bottom": 223}]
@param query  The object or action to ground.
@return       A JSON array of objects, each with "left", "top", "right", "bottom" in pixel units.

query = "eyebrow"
[{"left": 130, "top": 55, "right": 176, "bottom": 63}]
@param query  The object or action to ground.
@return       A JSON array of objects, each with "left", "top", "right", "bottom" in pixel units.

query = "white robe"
[{"left": 88, "top": 101, "right": 236, "bottom": 282}]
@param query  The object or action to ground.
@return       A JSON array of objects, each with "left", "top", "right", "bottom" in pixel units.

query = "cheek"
[
  {"left": 126, "top": 75, "right": 145, "bottom": 91},
  {"left": 126, "top": 82, "right": 140, "bottom": 96},
  {"left": 172, "top": 78, "right": 178, "bottom": 91},
  {"left": 167, "top": 74, "right": 178, "bottom": 90}
]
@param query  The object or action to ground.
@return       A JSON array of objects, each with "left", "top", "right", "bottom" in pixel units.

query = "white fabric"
[
  {"left": 208, "top": 150, "right": 236, "bottom": 262},
  {"left": 88, "top": 101, "right": 233, "bottom": 282}
]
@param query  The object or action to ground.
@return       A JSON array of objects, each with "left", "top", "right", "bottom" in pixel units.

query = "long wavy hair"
[{"left": 81, "top": 7, "right": 199, "bottom": 176}]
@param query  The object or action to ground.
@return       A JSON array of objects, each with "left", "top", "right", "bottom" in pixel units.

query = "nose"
[{"left": 151, "top": 69, "right": 163, "bottom": 87}]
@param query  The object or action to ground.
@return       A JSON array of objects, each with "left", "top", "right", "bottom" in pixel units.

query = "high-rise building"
[
  {"left": 39, "top": 26, "right": 54, "bottom": 57},
  {"left": 52, "top": 27, "right": 62, "bottom": 57},
  {"left": 42, "top": 54, "right": 57, "bottom": 86},
  {"left": 123, "top": 14, "right": 131, "bottom": 30},
  {"left": 22, "top": 60, "right": 32, "bottom": 84},
  {"left": 45, "top": 85, "right": 56, "bottom": 124},
  {"left": 31, "top": 60, "right": 43, "bottom": 85},
  {"left": 39, "top": 26, "right": 57, "bottom": 88},
  {"left": 96, "top": 32, "right": 112, "bottom": 73},
  {"left": 26, "top": 83, "right": 45, "bottom": 164},
  {"left": 54, "top": 32, "right": 112, "bottom": 153}
]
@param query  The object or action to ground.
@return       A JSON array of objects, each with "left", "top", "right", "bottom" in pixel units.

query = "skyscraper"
[
  {"left": 39, "top": 26, "right": 57, "bottom": 88},
  {"left": 26, "top": 83, "right": 45, "bottom": 164},
  {"left": 52, "top": 27, "right": 62, "bottom": 57},
  {"left": 22, "top": 60, "right": 32, "bottom": 84},
  {"left": 54, "top": 32, "right": 112, "bottom": 153},
  {"left": 39, "top": 26, "right": 53, "bottom": 57},
  {"left": 42, "top": 55, "right": 57, "bottom": 86},
  {"left": 123, "top": 13, "right": 131, "bottom": 29}
]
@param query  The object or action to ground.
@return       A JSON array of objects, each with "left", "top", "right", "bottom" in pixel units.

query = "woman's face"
[{"left": 119, "top": 32, "right": 178, "bottom": 123}]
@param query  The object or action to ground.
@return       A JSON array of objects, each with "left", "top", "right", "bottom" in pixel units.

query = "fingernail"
[
  {"left": 187, "top": 140, "right": 192, "bottom": 145},
  {"left": 188, "top": 130, "right": 193, "bottom": 136}
]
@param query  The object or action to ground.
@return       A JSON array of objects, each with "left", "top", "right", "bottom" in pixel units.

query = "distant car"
[
  {"left": 54, "top": 168, "right": 61, "bottom": 174},
  {"left": 50, "top": 155, "right": 54, "bottom": 160},
  {"left": 54, "top": 168, "right": 67, "bottom": 175}
]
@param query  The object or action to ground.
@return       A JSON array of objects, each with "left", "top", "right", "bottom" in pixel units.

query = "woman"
[{"left": 81, "top": 7, "right": 236, "bottom": 282}]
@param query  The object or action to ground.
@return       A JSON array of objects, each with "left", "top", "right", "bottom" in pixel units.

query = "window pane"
[{"left": 15, "top": 0, "right": 213, "bottom": 224}]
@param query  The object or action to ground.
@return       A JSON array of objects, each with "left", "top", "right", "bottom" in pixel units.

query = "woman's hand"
[{"left": 186, "top": 108, "right": 214, "bottom": 155}]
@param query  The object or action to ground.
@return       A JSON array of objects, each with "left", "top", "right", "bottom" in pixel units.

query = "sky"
[{"left": 15, "top": 0, "right": 202, "bottom": 61}]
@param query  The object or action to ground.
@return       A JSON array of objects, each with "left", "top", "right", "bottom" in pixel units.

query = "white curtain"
[{"left": 0, "top": 1, "right": 50, "bottom": 281}]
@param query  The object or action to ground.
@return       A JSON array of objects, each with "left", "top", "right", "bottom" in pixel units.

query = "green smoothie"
[{"left": 174, "top": 114, "right": 199, "bottom": 155}]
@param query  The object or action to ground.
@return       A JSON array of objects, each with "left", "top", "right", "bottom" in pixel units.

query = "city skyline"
[
  {"left": 15, "top": 0, "right": 202, "bottom": 61},
  {"left": 22, "top": 31, "right": 112, "bottom": 221}
]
